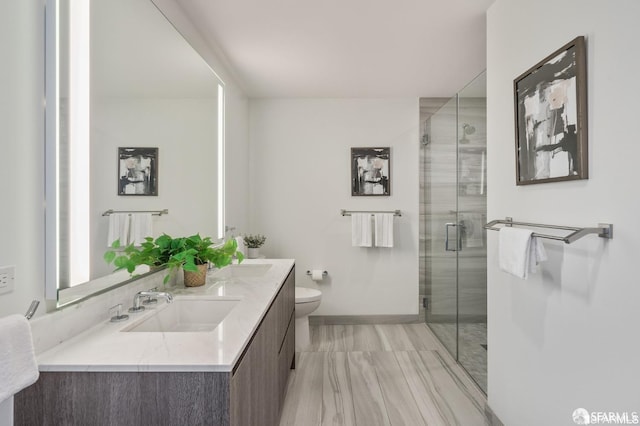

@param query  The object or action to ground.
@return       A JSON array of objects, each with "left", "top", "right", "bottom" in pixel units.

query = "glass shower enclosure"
[{"left": 420, "top": 71, "right": 487, "bottom": 392}]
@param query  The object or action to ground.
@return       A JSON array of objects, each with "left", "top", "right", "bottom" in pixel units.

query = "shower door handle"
[{"left": 445, "top": 222, "right": 461, "bottom": 252}]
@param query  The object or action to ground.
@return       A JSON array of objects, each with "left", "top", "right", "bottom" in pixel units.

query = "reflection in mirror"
[{"left": 46, "top": 0, "right": 225, "bottom": 307}]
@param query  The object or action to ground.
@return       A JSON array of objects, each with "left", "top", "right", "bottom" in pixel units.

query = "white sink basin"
[
  {"left": 214, "top": 263, "right": 272, "bottom": 279},
  {"left": 122, "top": 298, "right": 240, "bottom": 333}
]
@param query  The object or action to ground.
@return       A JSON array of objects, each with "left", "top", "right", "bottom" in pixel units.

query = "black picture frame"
[
  {"left": 514, "top": 36, "right": 588, "bottom": 185},
  {"left": 351, "top": 147, "right": 391, "bottom": 196},
  {"left": 117, "top": 147, "right": 158, "bottom": 196}
]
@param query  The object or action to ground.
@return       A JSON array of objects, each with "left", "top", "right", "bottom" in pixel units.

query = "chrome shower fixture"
[
  {"left": 460, "top": 123, "right": 476, "bottom": 143},
  {"left": 421, "top": 119, "right": 430, "bottom": 146}
]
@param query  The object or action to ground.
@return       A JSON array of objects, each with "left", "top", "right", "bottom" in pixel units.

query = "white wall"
[
  {"left": 487, "top": 0, "right": 640, "bottom": 424},
  {"left": 0, "top": 0, "right": 251, "bottom": 317},
  {"left": 249, "top": 99, "right": 419, "bottom": 316},
  {"left": 90, "top": 98, "right": 218, "bottom": 278},
  {"left": 152, "top": 0, "right": 251, "bottom": 235},
  {"left": 0, "top": 1, "right": 43, "bottom": 423},
  {"left": 0, "top": 1, "right": 44, "bottom": 318}
]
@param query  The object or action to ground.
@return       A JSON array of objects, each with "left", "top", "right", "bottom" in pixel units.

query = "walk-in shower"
[{"left": 419, "top": 71, "right": 487, "bottom": 392}]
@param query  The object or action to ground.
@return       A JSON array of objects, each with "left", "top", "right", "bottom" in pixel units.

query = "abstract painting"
[
  {"left": 351, "top": 147, "right": 390, "bottom": 196},
  {"left": 514, "top": 36, "right": 588, "bottom": 185},
  {"left": 118, "top": 147, "right": 158, "bottom": 196}
]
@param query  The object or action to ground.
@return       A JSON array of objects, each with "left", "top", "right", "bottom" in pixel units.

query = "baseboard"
[
  {"left": 485, "top": 404, "right": 504, "bottom": 426},
  {"left": 426, "top": 314, "right": 487, "bottom": 324},
  {"left": 309, "top": 315, "right": 421, "bottom": 325}
]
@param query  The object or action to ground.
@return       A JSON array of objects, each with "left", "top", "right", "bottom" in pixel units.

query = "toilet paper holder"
[{"left": 306, "top": 270, "right": 328, "bottom": 277}]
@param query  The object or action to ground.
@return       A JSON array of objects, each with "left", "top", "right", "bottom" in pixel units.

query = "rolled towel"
[{"left": 0, "top": 315, "right": 39, "bottom": 402}]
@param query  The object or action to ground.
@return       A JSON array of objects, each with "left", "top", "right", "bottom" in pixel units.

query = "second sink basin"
[
  {"left": 213, "top": 263, "right": 272, "bottom": 279},
  {"left": 123, "top": 298, "right": 240, "bottom": 333}
]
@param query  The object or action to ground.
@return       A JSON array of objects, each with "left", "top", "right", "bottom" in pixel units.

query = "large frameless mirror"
[{"left": 45, "top": 0, "right": 225, "bottom": 307}]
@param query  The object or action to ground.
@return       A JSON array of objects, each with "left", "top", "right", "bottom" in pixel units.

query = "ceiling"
[
  {"left": 90, "top": 0, "right": 218, "bottom": 98},
  {"left": 172, "top": 0, "right": 495, "bottom": 98}
]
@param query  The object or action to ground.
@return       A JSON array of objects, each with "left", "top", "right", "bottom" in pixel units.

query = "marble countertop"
[{"left": 36, "top": 259, "right": 295, "bottom": 373}]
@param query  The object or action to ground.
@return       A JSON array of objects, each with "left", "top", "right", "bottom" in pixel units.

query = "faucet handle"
[
  {"left": 142, "top": 287, "right": 158, "bottom": 305},
  {"left": 109, "top": 304, "right": 129, "bottom": 323},
  {"left": 128, "top": 292, "right": 146, "bottom": 313}
]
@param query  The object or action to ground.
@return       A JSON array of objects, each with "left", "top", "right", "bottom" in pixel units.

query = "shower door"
[{"left": 423, "top": 71, "right": 487, "bottom": 392}]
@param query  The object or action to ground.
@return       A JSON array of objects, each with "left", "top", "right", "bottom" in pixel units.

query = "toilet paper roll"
[{"left": 311, "top": 270, "right": 324, "bottom": 281}]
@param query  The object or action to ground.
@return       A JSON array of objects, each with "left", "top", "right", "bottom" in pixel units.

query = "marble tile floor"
[
  {"left": 428, "top": 322, "right": 487, "bottom": 393},
  {"left": 279, "top": 324, "right": 491, "bottom": 426}
]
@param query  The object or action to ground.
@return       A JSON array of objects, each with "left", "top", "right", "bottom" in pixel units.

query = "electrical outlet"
[{"left": 0, "top": 265, "right": 15, "bottom": 294}]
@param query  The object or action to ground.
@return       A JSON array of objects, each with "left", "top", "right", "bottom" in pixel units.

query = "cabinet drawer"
[
  {"left": 277, "top": 311, "right": 295, "bottom": 409},
  {"left": 275, "top": 267, "right": 295, "bottom": 347}
]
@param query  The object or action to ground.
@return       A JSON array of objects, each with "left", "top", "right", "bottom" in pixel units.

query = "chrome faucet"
[{"left": 128, "top": 291, "right": 173, "bottom": 313}]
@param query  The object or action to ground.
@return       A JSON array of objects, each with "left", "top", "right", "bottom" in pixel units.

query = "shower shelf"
[{"left": 483, "top": 217, "right": 613, "bottom": 244}]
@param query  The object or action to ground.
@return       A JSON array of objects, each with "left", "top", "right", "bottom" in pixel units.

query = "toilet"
[{"left": 294, "top": 287, "right": 322, "bottom": 351}]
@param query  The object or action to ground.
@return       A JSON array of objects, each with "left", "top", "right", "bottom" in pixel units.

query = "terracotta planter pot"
[{"left": 183, "top": 264, "right": 208, "bottom": 287}]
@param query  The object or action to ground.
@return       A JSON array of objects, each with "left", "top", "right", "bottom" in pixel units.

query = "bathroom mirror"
[{"left": 45, "top": 0, "right": 225, "bottom": 307}]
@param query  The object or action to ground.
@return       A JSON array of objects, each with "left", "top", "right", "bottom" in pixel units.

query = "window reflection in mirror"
[{"left": 46, "top": 0, "right": 224, "bottom": 307}]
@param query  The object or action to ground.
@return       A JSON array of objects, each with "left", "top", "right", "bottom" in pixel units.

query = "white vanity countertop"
[{"left": 36, "top": 259, "right": 295, "bottom": 373}]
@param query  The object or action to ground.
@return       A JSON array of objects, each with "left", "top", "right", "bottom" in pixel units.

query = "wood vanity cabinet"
[
  {"left": 230, "top": 265, "right": 295, "bottom": 426},
  {"left": 14, "top": 266, "right": 296, "bottom": 426}
]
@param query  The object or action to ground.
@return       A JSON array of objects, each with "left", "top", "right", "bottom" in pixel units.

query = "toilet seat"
[{"left": 295, "top": 287, "right": 322, "bottom": 303}]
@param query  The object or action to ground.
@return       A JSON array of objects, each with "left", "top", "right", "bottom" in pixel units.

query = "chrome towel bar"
[
  {"left": 102, "top": 209, "right": 168, "bottom": 216},
  {"left": 340, "top": 209, "right": 401, "bottom": 217},
  {"left": 484, "top": 217, "right": 613, "bottom": 244}
]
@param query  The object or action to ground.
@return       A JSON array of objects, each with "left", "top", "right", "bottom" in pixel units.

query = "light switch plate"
[{"left": 0, "top": 265, "right": 15, "bottom": 294}]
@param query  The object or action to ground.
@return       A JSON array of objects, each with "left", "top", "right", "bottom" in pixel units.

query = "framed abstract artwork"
[
  {"left": 514, "top": 36, "right": 588, "bottom": 185},
  {"left": 118, "top": 147, "right": 158, "bottom": 196},
  {"left": 351, "top": 147, "right": 390, "bottom": 196}
]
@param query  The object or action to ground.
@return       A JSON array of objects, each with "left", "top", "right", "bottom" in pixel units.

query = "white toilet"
[{"left": 294, "top": 287, "right": 322, "bottom": 351}]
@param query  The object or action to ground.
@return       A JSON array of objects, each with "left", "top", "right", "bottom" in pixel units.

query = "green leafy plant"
[
  {"left": 105, "top": 234, "right": 244, "bottom": 284},
  {"left": 243, "top": 234, "right": 266, "bottom": 249}
]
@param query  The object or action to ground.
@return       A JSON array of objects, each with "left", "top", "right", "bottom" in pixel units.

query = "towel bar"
[
  {"left": 102, "top": 209, "right": 168, "bottom": 216},
  {"left": 484, "top": 217, "right": 613, "bottom": 244},
  {"left": 340, "top": 209, "right": 401, "bottom": 217}
]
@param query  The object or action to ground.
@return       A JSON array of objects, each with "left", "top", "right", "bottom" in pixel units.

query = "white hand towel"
[
  {"left": 374, "top": 213, "right": 394, "bottom": 248},
  {"left": 351, "top": 213, "right": 373, "bottom": 247},
  {"left": 0, "top": 315, "right": 39, "bottom": 402},
  {"left": 499, "top": 227, "right": 547, "bottom": 279},
  {"left": 107, "top": 213, "right": 131, "bottom": 246},
  {"left": 130, "top": 213, "right": 153, "bottom": 246}
]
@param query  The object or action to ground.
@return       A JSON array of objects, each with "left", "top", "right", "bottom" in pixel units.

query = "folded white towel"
[
  {"left": 374, "top": 213, "right": 394, "bottom": 248},
  {"left": 107, "top": 213, "right": 131, "bottom": 246},
  {"left": 0, "top": 315, "right": 39, "bottom": 402},
  {"left": 499, "top": 227, "right": 547, "bottom": 279},
  {"left": 130, "top": 213, "right": 153, "bottom": 246},
  {"left": 351, "top": 213, "right": 372, "bottom": 247}
]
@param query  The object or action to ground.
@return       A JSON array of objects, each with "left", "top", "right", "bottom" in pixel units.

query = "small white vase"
[{"left": 247, "top": 247, "right": 260, "bottom": 259}]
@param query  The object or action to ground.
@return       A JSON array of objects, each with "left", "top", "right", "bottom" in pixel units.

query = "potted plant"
[
  {"left": 104, "top": 234, "right": 174, "bottom": 273},
  {"left": 105, "top": 234, "right": 243, "bottom": 287},
  {"left": 243, "top": 234, "right": 266, "bottom": 259}
]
